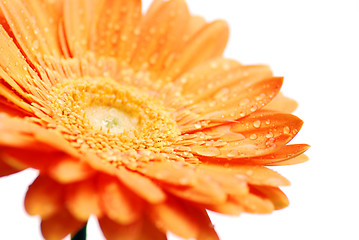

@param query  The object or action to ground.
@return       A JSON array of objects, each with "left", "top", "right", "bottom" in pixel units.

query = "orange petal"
[
  {"left": 189, "top": 110, "right": 303, "bottom": 158},
  {"left": 116, "top": 167, "right": 166, "bottom": 204},
  {"left": 2, "top": 149, "right": 69, "bottom": 173},
  {"left": 269, "top": 153, "right": 309, "bottom": 166},
  {"left": 147, "top": 197, "right": 200, "bottom": 239},
  {"left": 17, "top": 0, "right": 62, "bottom": 57},
  {"left": 264, "top": 92, "right": 298, "bottom": 113},
  {"left": 99, "top": 216, "right": 167, "bottom": 240},
  {"left": 177, "top": 61, "right": 271, "bottom": 105},
  {"left": 0, "top": 83, "right": 33, "bottom": 113},
  {"left": 47, "top": 158, "right": 95, "bottom": 183},
  {"left": 136, "top": 217, "right": 167, "bottom": 240},
  {"left": 0, "top": 158, "right": 22, "bottom": 177},
  {"left": 137, "top": 161, "right": 197, "bottom": 186},
  {"left": 83, "top": 152, "right": 166, "bottom": 204},
  {"left": 0, "top": 0, "right": 59, "bottom": 60},
  {"left": 181, "top": 77, "right": 283, "bottom": 132},
  {"left": 251, "top": 185, "right": 289, "bottom": 210},
  {"left": 99, "top": 216, "right": 143, "bottom": 240},
  {"left": 162, "top": 57, "right": 242, "bottom": 108},
  {"left": 189, "top": 207, "right": 219, "bottom": 240},
  {"left": 181, "top": 15, "right": 206, "bottom": 44},
  {"left": 231, "top": 165, "right": 290, "bottom": 187},
  {"left": 63, "top": 0, "right": 93, "bottom": 56},
  {"left": 89, "top": 0, "right": 141, "bottom": 60},
  {"left": 160, "top": 20, "right": 229, "bottom": 81},
  {"left": 0, "top": 114, "right": 78, "bottom": 156},
  {"left": 0, "top": 132, "right": 43, "bottom": 150},
  {"left": 0, "top": 99, "right": 28, "bottom": 117},
  {"left": 41, "top": 209, "right": 84, "bottom": 240},
  {"left": 231, "top": 193, "right": 274, "bottom": 214},
  {"left": 162, "top": 171, "right": 227, "bottom": 205},
  {"left": 259, "top": 144, "right": 309, "bottom": 165},
  {"left": 65, "top": 178, "right": 103, "bottom": 221},
  {"left": 200, "top": 144, "right": 310, "bottom": 166},
  {"left": 0, "top": 26, "right": 47, "bottom": 109},
  {"left": 198, "top": 164, "right": 249, "bottom": 195},
  {"left": 98, "top": 175, "right": 143, "bottom": 225},
  {"left": 131, "top": 0, "right": 189, "bottom": 72},
  {"left": 58, "top": 18, "right": 71, "bottom": 58},
  {"left": 205, "top": 198, "right": 244, "bottom": 216},
  {"left": 25, "top": 175, "right": 63, "bottom": 219}
]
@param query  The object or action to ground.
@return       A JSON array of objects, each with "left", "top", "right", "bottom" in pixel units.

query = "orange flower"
[{"left": 0, "top": 0, "right": 308, "bottom": 239}]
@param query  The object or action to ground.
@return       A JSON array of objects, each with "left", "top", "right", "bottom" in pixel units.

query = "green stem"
[{"left": 71, "top": 223, "right": 87, "bottom": 240}]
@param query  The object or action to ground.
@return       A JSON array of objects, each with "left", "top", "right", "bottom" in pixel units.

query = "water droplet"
[
  {"left": 253, "top": 120, "right": 261, "bottom": 128},
  {"left": 249, "top": 133, "right": 257, "bottom": 140},
  {"left": 266, "top": 132, "right": 274, "bottom": 138},
  {"left": 194, "top": 123, "right": 201, "bottom": 129},
  {"left": 250, "top": 105, "right": 258, "bottom": 112},
  {"left": 192, "top": 146, "right": 220, "bottom": 157},
  {"left": 255, "top": 93, "right": 266, "bottom": 101},
  {"left": 227, "top": 150, "right": 239, "bottom": 157},
  {"left": 292, "top": 128, "right": 298, "bottom": 135},
  {"left": 283, "top": 126, "right": 290, "bottom": 134}
]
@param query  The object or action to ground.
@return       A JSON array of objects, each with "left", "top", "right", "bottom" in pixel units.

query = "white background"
[{"left": 1, "top": 0, "right": 359, "bottom": 239}]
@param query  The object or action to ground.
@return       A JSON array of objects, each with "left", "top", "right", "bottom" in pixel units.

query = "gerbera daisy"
[{"left": 0, "top": 0, "right": 308, "bottom": 239}]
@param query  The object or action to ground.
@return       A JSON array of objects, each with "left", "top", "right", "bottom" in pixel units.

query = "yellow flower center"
[
  {"left": 48, "top": 77, "right": 180, "bottom": 166},
  {"left": 85, "top": 105, "right": 139, "bottom": 136}
]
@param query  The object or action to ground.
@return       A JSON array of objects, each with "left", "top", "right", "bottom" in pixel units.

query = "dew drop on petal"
[
  {"left": 249, "top": 133, "right": 257, "bottom": 140},
  {"left": 250, "top": 105, "right": 258, "bottom": 112},
  {"left": 266, "top": 132, "right": 274, "bottom": 138},
  {"left": 192, "top": 146, "right": 220, "bottom": 157},
  {"left": 227, "top": 150, "right": 239, "bottom": 158},
  {"left": 253, "top": 120, "right": 261, "bottom": 128},
  {"left": 283, "top": 126, "right": 290, "bottom": 134}
]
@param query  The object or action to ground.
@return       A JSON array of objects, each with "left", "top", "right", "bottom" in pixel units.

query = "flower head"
[{"left": 0, "top": 0, "right": 308, "bottom": 239}]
